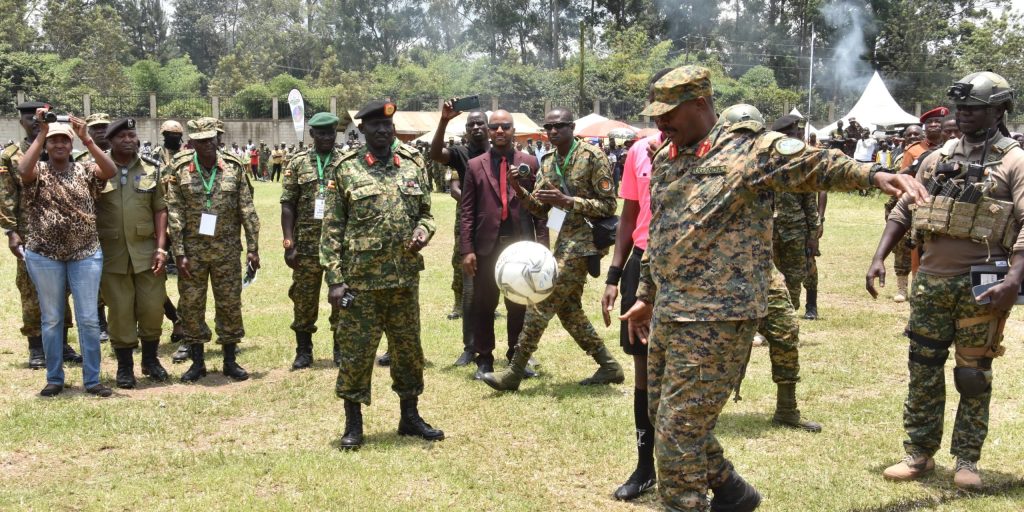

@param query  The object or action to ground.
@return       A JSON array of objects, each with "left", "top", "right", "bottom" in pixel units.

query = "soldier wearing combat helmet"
[{"left": 868, "top": 71, "right": 1024, "bottom": 490}]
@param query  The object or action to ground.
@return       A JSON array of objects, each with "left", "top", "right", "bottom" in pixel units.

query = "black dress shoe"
[
  {"left": 171, "top": 344, "right": 191, "bottom": 363},
  {"left": 474, "top": 362, "right": 494, "bottom": 380},
  {"left": 39, "top": 383, "right": 63, "bottom": 397},
  {"left": 614, "top": 469, "right": 656, "bottom": 501},
  {"left": 62, "top": 344, "right": 83, "bottom": 364},
  {"left": 453, "top": 350, "right": 475, "bottom": 367},
  {"left": 86, "top": 384, "right": 113, "bottom": 397},
  {"left": 376, "top": 352, "right": 391, "bottom": 367}
]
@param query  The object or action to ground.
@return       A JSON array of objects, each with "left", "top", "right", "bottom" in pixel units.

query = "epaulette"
[
  {"left": 336, "top": 148, "right": 358, "bottom": 162},
  {"left": 171, "top": 148, "right": 194, "bottom": 164},
  {"left": 727, "top": 120, "right": 765, "bottom": 133},
  {"left": 291, "top": 149, "right": 310, "bottom": 160},
  {"left": 576, "top": 139, "right": 604, "bottom": 157},
  {"left": 755, "top": 131, "right": 787, "bottom": 154},
  {"left": 222, "top": 152, "right": 245, "bottom": 167},
  {"left": 992, "top": 137, "right": 1019, "bottom": 154},
  {"left": 540, "top": 151, "right": 554, "bottom": 161},
  {"left": 938, "top": 138, "right": 959, "bottom": 157},
  {"left": 395, "top": 143, "right": 419, "bottom": 159}
]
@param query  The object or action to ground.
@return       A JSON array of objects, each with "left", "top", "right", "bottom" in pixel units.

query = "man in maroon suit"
[{"left": 460, "top": 110, "right": 548, "bottom": 379}]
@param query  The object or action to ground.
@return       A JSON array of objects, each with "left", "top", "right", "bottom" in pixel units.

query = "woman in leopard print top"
[{"left": 17, "top": 113, "right": 116, "bottom": 398}]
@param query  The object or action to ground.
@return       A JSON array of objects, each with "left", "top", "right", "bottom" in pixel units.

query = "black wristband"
[{"left": 606, "top": 265, "right": 623, "bottom": 285}]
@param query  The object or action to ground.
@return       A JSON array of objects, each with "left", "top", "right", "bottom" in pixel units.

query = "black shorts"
[{"left": 619, "top": 247, "right": 646, "bottom": 356}]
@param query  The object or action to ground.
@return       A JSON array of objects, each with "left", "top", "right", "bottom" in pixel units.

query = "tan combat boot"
[
  {"left": 482, "top": 349, "right": 529, "bottom": 391},
  {"left": 953, "top": 458, "right": 982, "bottom": 490},
  {"left": 882, "top": 453, "right": 934, "bottom": 481},
  {"left": 893, "top": 275, "right": 909, "bottom": 303}
]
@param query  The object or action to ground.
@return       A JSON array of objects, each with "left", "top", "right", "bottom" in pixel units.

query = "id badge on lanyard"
[
  {"left": 314, "top": 194, "right": 326, "bottom": 220},
  {"left": 199, "top": 212, "right": 218, "bottom": 236}
]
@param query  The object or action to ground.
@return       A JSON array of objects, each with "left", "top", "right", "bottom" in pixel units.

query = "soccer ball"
[{"left": 494, "top": 242, "right": 558, "bottom": 305}]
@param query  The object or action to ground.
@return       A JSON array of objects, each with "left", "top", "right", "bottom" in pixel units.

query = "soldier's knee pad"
[
  {"left": 953, "top": 366, "right": 992, "bottom": 397},
  {"left": 905, "top": 329, "right": 951, "bottom": 367}
]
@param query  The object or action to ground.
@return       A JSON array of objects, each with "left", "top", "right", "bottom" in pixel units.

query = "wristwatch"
[{"left": 283, "top": 239, "right": 293, "bottom": 249}]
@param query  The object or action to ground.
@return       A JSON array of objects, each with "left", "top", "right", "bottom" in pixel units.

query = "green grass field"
[{"left": 1, "top": 186, "right": 1023, "bottom": 511}]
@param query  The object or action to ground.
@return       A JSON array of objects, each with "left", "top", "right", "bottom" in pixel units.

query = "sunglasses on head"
[
  {"left": 488, "top": 122, "right": 513, "bottom": 131},
  {"left": 543, "top": 122, "right": 572, "bottom": 131}
]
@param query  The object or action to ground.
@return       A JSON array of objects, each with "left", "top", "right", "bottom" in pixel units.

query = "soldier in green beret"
[
  {"left": 163, "top": 117, "right": 261, "bottom": 383},
  {"left": 321, "top": 100, "right": 443, "bottom": 450},
  {"left": 281, "top": 112, "right": 344, "bottom": 369},
  {"left": 95, "top": 118, "right": 170, "bottom": 388}
]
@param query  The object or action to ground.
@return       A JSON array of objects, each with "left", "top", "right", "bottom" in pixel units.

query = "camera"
[
  {"left": 42, "top": 111, "right": 70, "bottom": 123},
  {"left": 513, "top": 163, "right": 531, "bottom": 179}
]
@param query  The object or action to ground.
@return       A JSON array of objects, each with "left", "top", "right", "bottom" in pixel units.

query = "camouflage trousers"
[
  {"left": 15, "top": 257, "right": 72, "bottom": 337},
  {"left": 334, "top": 285, "right": 424, "bottom": 405},
  {"left": 772, "top": 233, "right": 808, "bottom": 309},
  {"left": 289, "top": 254, "right": 339, "bottom": 333},
  {"left": 177, "top": 256, "right": 244, "bottom": 345},
  {"left": 804, "top": 255, "right": 818, "bottom": 292},
  {"left": 758, "top": 270, "right": 800, "bottom": 384},
  {"left": 648, "top": 318, "right": 757, "bottom": 511},
  {"left": 885, "top": 197, "right": 912, "bottom": 276},
  {"left": 99, "top": 269, "right": 166, "bottom": 349},
  {"left": 903, "top": 272, "right": 995, "bottom": 463},
  {"left": 513, "top": 256, "right": 604, "bottom": 359}
]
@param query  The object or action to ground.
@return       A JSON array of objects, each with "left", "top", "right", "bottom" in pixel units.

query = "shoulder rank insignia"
[
  {"left": 774, "top": 137, "right": 806, "bottom": 156},
  {"left": 597, "top": 177, "right": 613, "bottom": 193}
]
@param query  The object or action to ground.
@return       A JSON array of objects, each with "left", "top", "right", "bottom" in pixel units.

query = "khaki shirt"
[
  {"left": 96, "top": 156, "right": 166, "bottom": 274},
  {"left": 889, "top": 134, "right": 1024, "bottom": 275}
]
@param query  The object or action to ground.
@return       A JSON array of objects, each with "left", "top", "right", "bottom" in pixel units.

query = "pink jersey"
[{"left": 618, "top": 135, "right": 660, "bottom": 250}]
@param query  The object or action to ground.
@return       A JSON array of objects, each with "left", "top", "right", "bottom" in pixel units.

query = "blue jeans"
[{"left": 25, "top": 249, "right": 104, "bottom": 388}]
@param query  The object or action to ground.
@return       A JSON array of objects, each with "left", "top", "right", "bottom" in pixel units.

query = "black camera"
[
  {"left": 42, "top": 111, "right": 70, "bottom": 123},
  {"left": 513, "top": 163, "right": 531, "bottom": 179},
  {"left": 947, "top": 82, "right": 973, "bottom": 103}
]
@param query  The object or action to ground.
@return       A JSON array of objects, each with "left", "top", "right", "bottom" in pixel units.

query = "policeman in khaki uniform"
[
  {"left": 95, "top": 118, "right": 170, "bottom": 388},
  {"left": 281, "top": 112, "right": 343, "bottom": 369},
  {"left": 868, "top": 72, "right": 1024, "bottom": 490},
  {"left": 321, "top": 100, "right": 443, "bottom": 450},
  {"left": 164, "top": 117, "right": 260, "bottom": 383},
  {"left": 482, "top": 108, "right": 624, "bottom": 392},
  {"left": 1, "top": 101, "right": 80, "bottom": 367},
  {"left": 620, "top": 66, "right": 927, "bottom": 512}
]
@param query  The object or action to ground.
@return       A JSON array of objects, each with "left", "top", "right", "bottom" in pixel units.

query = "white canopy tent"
[{"left": 816, "top": 72, "right": 920, "bottom": 139}]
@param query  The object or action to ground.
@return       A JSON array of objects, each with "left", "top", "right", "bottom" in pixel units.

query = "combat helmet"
[
  {"left": 160, "top": 120, "right": 184, "bottom": 134},
  {"left": 721, "top": 104, "right": 765, "bottom": 124},
  {"left": 948, "top": 72, "right": 1015, "bottom": 112}
]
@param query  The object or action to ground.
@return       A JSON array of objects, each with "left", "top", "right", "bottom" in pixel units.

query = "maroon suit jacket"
[{"left": 460, "top": 150, "right": 548, "bottom": 257}]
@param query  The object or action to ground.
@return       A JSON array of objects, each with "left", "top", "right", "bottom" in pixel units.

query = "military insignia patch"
[
  {"left": 327, "top": 180, "right": 336, "bottom": 190},
  {"left": 774, "top": 137, "right": 806, "bottom": 156},
  {"left": 384, "top": 103, "right": 396, "bottom": 116},
  {"left": 696, "top": 139, "right": 712, "bottom": 158},
  {"left": 598, "top": 177, "right": 613, "bottom": 192}
]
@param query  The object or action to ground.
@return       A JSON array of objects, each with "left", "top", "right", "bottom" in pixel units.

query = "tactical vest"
[{"left": 912, "top": 136, "right": 1021, "bottom": 251}]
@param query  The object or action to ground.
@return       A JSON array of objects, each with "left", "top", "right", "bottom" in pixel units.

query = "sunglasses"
[
  {"left": 488, "top": 123, "right": 513, "bottom": 131},
  {"left": 542, "top": 122, "right": 573, "bottom": 131}
]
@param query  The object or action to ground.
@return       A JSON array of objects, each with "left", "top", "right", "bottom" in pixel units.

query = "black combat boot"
[
  {"left": 710, "top": 470, "right": 761, "bottom": 512},
  {"left": 339, "top": 400, "right": 364, "bottom": 450},
  {"left": 140, "top": 340, "right": 169, "bottom": 382},
  {"left": 222, "top": 343, "right": 249, "bottom": 381},
  {"left": 397, "top": 397, "right": 445, "bottom": 441},
  {"left": 62, "top": 329, "right": 83, "bottom": 363},
  {"left": 772, "top": 382, "right": 822, "bottom": 433},
  {"left": 803, "top": 288, "right": 818, "bottom": 320},
  {"left": 114, "top": 347, "right": 137, "bottom": 389},
  {"left": 180, "top": 343, "right": 207, "bottom": 382},
  {"left": 376, "top": 352, "right": 391, "bottom": 366},
  {"left": 292, "top": 332, "right": 313, "bottom": 370},
  {"left": 27, "top": 336, "right": 45, "bottom": 369},
  {"left": 97, "top": 304, "right": 109, "bottom": 342}
]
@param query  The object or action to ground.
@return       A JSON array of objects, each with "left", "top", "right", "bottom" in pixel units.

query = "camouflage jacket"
[
  {"left": 320, "top": 143, "right": 434, "bottom": 290},
  {"left": 521, "top": 138, "right": 616, "bottom": 259},
  {"left": 773, "top": 191, "right": 818, "bottom": 242},
  {"left": 281, "top": 148, "right": 347, "bottom": 257},
  {"left": 0, "top": 140, "right": 29, "bottom": 232},
  {"left": 637, "top": 115, "right": 871, "bottom": 322},
  {"left": 163, "top": 149, "right": 260, "bottom": 260}
]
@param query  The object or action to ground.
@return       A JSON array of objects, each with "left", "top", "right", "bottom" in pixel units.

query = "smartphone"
[
  {"left": 451, "top": 95, "right": 481, "bottom": 112},
  {"left": 973, "top": 280, "right": 1000, "bottom": 305}
]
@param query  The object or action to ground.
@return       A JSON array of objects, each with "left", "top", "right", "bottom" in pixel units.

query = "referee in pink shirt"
[{"left": 600, "top": 67, "right": 672, "bottom": 502}]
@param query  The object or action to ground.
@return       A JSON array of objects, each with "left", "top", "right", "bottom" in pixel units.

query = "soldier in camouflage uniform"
[
  {"left": 1, "top": 101, "right": 80, "bottom": 368},
  {"left": 769, "top": 115, "right": 819, "bottom": 311},
  {"left": 163, "top": 117, "right": 260, "bottom": 383},
  {"left": 281, "top": 112, "right": 343, "bottom": 369},
  {"left": 321, "top": 100, "right": 444, "bottom": 450},
  {"left": 868, "top": 71, "right": 1024, "bottom": 491},
  {"left": 482, "top": 108, "right": 624, "bottom": 391},
  {"left": 621, "top": 66, "right": 927, "bottom": 511}
]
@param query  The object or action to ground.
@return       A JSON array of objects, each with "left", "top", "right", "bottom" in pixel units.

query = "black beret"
[
  {"left": 355, "top": 100, "right": 396, "bottom": 120},
  {"left": 106, "top": 118, "right": 137, "bottom": 139},
  {"left": 771, "top": 114, "right": 803, "bottom": 132},
  {"left": 16, "top": 101, "right": 47, "bottom": 113}
]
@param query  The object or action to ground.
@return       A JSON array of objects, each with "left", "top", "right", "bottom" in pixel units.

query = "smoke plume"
[{"left": 821, "top": 1, "right": 875, "bottom": 94}]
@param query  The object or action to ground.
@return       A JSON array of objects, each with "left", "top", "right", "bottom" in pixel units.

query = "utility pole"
[
  {"left": 807, "top": 26, "right": 815, "bottom": 138},
  {"left": 579, "top": 21, "right": 585, "bottom": 114}
]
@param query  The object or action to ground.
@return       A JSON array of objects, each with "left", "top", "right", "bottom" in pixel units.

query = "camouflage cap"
[
  {"left": 640, "top": 66, "right": 713, "bottom": 117},
  {"left": 187, "top": 118, "right": 218, "bottom": 140},
  {"left": 85, "top": 113, "right": 111, "bottom": 127},
  {"left": 213, "top": 118, "right": 225, "bottom": 133}
]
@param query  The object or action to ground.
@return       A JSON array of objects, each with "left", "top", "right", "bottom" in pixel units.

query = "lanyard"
[
  {"left": 315, "top": 152, "right": 331, "bottom": 193},
  {"left": 552, "top": 139, "right": 578, "bottom": 194},
  {"left": 193, "top": 154, "right": 217, "bottom": 209}
]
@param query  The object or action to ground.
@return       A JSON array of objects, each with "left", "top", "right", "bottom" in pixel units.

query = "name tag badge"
[
  {"left": 690, "top": 166, "right": 727, "bottom": 176},
  {"left": 314, "top": 196, "right": 326, "bottom": 220},
  {"left": 547, "top": 207, "right": 566, "bottom": 231},
  {"left": 199, "top": 212, "right": 218, "bottom": 236}
]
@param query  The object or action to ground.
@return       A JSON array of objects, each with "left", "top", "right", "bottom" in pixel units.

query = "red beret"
[{"left": 920, "top": 107, "right": 950, "bottom": 123}]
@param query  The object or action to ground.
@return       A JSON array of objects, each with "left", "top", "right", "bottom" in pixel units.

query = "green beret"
[{"left": 309, "top": 112, "right": 340, "bottom": 128}]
